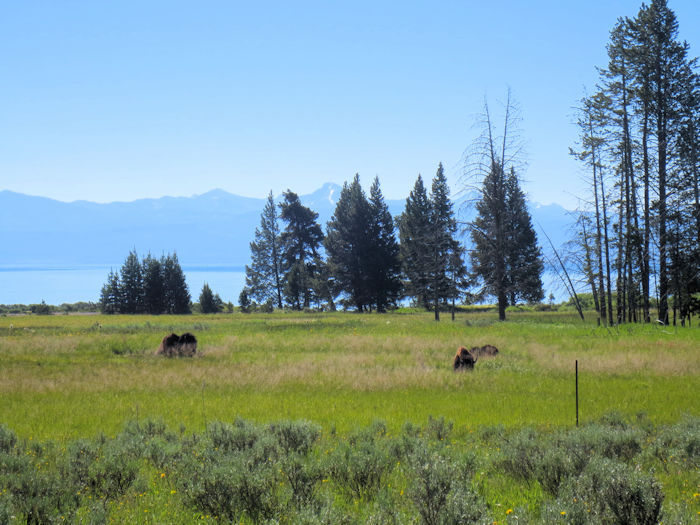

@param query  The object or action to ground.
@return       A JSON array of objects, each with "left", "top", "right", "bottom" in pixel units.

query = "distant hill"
[{"left": 0, "top": 185, "right": 574, "bottom": 269}]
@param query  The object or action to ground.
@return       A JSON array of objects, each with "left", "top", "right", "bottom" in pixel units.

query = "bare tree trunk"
[
  {"left": 588, "top": 112, "right": 607, "bottom": 326},
  {"left": 616, "top": 176, "right": 626, "bottom": 324},
  {"left": 600, "top": 173, "right": 615, "bottom": 326},
  {"left": 656, "top": 67, "right": 670, "bottom": 325},
  {"left": 642, "top": 100, "right": 652, "bottom": 323},
  {"left": 581, "top": 216, "right": 601, "bottom": 313}
]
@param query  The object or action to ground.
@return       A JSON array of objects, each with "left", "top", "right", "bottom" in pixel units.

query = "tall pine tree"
[
  {"left": 367, "top": 176, "right": 402, "bottom": 312},
  {"left": 399, "top": 167, "right": 466, "bottom": 318},
  {"left": 279, "top": 191, "right": 324, "bottom": 310},
  {"left": 325, "top": 175, "right": 401, "bottom": 312},
  {"left": 398, "top": 175, "right": 432, "bottom": 309},
  {"left": 504, "top": 167, "right": 545, "bottom": 305},
  {"left": 467, "top": 95, "right": 544, "bottom": 321},
  {"left": 162, "top": 253, "right": 191, "bottom": 314},
  {"left": 142, "top": 253, "right": 165, "bottom": 315},
  {"left": 245, "top": 191, "right": 284, "bottom": 308},
  {"left": 119, "top": 250, "right": 143, "bottom": 314},
  {"left": 427, "top": 163, "right": 467, "bottom": 321},
  {"left": 325, "top": 174, "right": 373, "bottom": 311}
]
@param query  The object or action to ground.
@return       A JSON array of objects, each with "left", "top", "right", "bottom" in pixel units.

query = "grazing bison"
[
  {"left": 178, "top": 332, "right": 197, "bottom": 357},
  {"left": 453, "top": 346, "right": 477, "bottom": 371},
  {"left": 156, "top": 333, "right": 181, "bottom": 357},
  {"left": 155, "top": 332, "right": 198, "bottom": 357},
  {"left": 470, "top": 344, "right": 499, "bottom": 358},
  {"left": 479, "top": 344, "right": 499, "bottom": 356}
]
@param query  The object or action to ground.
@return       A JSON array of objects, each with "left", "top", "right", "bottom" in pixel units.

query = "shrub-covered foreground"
[{"left": 1, "top": 414, "right": 698, "bottom": 523}]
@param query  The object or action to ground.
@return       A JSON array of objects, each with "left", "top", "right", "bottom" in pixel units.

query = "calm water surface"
[
  {"left": 0, "top": 266, "right": 246, "bottom": 305},
  {"left": 0, "top": 267, "right": 569, "bottom": 306}
]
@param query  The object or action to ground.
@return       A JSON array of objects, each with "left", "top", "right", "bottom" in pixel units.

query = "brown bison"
[
  {"left": 453, "top": 346, "right": 477, "bottom": 371},
  {"left": 178, "top": 332, "right": 197, "bottom": 357},
  {"left": 470, "top": 344, "right": 499, "bottom": 358},
  {"left": 155, "top": 333, "right": 197, "bottom": 357}
]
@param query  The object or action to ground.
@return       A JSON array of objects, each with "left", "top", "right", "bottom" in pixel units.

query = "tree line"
[
  {"left": 244, "top": 155, "right": 543, "bottom": 320},
  {"left": 570, "top": 0, "right": 699, "bottom": 326},
  {"left": 99, "top": 251, "right": 191, "bottom": 314},
  {"left": 97, "top": 146, "right": 544, "bottom": 320}
]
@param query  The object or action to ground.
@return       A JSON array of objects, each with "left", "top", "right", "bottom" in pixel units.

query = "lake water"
[
  {"left": 0, "top": 266, "right": 570, "bottom": 307},
  {"left": 0, "top": 266, "right": 247, "bottom": 305}
]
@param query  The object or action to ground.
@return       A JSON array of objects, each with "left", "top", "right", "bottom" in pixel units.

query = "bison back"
[
  {"left": 178, "top": 332, "right": 197, "bottom": 357},
  {"left": 156, "top": 333, "right": 180, "bottom": 357}
]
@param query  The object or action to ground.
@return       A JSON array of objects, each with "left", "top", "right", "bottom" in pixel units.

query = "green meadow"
[{"left": 0, "top": 310, "right": 698, "bottom": 522}]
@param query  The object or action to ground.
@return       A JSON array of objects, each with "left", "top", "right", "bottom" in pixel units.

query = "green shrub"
[
  {"left": 281, "top": 453, "right": 325, "bottom": 507},
  {"left": 407, "top": 447, "right": 487, "bottom": 525},
  {"left": 0, "top": 446, "right": 80, "bottom": 524},
  {"left": 207, "top": 418, "right": 265, "bottom": 454},
  {"left": 113, "top": 419, "right": 182, "bottom": 470},
  {"left": 87, "top": 443, "right": 142, "bottom": 502},
  {"left": 63, "top": 438, "right": 100, "bottom": 491},
  {"left": 534, "top": 446, "right": 578, "bottom": 496},
  {"left": 178, "top": 443, "right": 281, "bottom": 521},
  {"left": 498, "top": 423, "right": 644, "bottom": 495},
  {"left": 326, "top": 425, "right": 394, "bottom": 501},
  {"left": 0, "top": 425, "right": 17, "bottom": 454},
  {"left": 422, "top": 415, "right": 453, "bottom": 443},
  {"left": 268, "top": 419, "right": 321, "bottom": 455},
  {"left": 575, "top": 424, "right": 643, "bottom": 462},
  {"left": 496, "top": 427, "right": 544, "bottom": 482},
  {"left": 289, "top": 495, "right": 355, "bottom": 524},
  {"left": 649, "top": 416, "right": 700, "bottom": 468},
  {"left": 0, "top": 493, "right": 12, "bottom": 524},
  {"left": 545, "top": 457, "right": 663, "bottom": 525},
  {"left": 477, "top": 424, "right": 506, "bottom": 444},
  {"left": 387, "top": 422, "right": 422, "bottom": 461}
]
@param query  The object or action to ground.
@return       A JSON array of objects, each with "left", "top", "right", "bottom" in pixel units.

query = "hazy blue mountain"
[{"left": 0, "top": 185, "right": 573, "bottom": 269}]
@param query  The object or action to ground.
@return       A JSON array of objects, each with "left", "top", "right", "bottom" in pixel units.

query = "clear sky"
[{"left": 1, "top": 1, "right": 699, "bottom": 209}]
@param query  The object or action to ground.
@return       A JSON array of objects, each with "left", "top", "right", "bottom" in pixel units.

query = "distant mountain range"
[{"left": 0, "top": 184, "right": 575, "bottom": 269}]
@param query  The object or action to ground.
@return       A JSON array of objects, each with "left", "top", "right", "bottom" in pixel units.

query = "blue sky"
[{"left": 1, "top": 1, "right": 699, "bottom": 210}]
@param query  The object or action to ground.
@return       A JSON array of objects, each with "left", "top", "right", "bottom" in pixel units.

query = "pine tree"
[
  {"left": 367, "top": 176, "right": 402, "bottom": 312},
  {"left": 245, "top": 191, "right": 284, "bottom": 309},
  {"left": 572, "top": 92, "right": 615, "bottom": 326},
  {"left": 427, "top": 163, "right": 467, "bottom": 321},
  {"left": 325, "top": 175, "right": 401, "bottom": 312},
  {"left": 99, "top": 251, "right": 191, "bottom": 314},
  {"left": 466, "top": 94, "right": 544, "bottom": 321},
  {"left": 504, "top": 167, "right": 544, "bottom": 304},
  {"left": 635, "top": 0, "right": 689, "bottom": 325},
  {"left": 325, "top": 174, "right": 373, "bottom": 311},
  {"left": 470, "top": 161, "right": 509, "bottom": 320},
  {"left": 398, "top": 175, "right": 432, "bottom": 309},
  {"left": 162, "top": 252, "right": 191, "bottom": 314},
  {"left": 238, "top": 287, "right": 251, "bottom": 313},
  {"left": 199, "top": 282, "right": 222, "bottom": 314},
  {"left": 279, "top": 191, "right": 324, "bottom": 309},
  {"left": 99, "top": 269, "right": 121, "bottom": 314},
  {"left": 571, "top": 0, "right": 699, "bottom": 325},
  {"left": 119, "top": 250, "right": 143, "bottom": 314},
  {"left": 142, "top": 253, "right": 164, "bottom": 315}
]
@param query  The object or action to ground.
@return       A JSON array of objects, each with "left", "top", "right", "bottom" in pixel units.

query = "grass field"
[{"left": 0, "top": 310, "right": 698, "bottom": 522}]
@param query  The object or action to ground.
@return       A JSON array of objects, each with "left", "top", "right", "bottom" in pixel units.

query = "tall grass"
[{"left": 1, "top": 311, "right": 698, "bottom": 440}]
